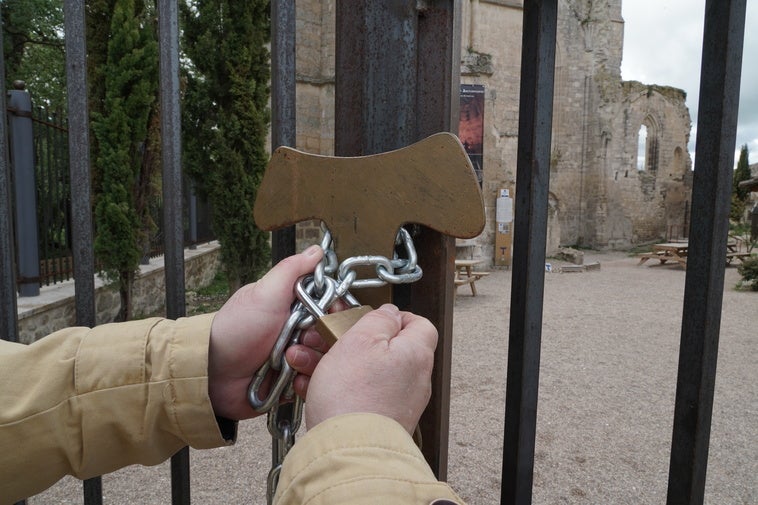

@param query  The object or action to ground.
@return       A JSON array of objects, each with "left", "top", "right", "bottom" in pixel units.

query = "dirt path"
[{"left": 33, "top": 252, "right": 756, "bottom": 504}]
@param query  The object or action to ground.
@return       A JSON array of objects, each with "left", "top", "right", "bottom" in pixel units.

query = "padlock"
[
  {"left": 315, "top": 305, "right": 373, "bottom": 346},
  {"left": 295, "top": 276, "right": 374, "bottom": 346}
]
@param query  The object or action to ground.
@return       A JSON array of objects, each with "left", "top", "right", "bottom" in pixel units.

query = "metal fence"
[
  {"left": 4, "top": 87, "right": 214, "bottom": 292},
  {"left": 30, "top": 104, "right": 74, "bottom": 285},
  {"left": 0, "top": 1, "right": 748, "bottom": 505}
]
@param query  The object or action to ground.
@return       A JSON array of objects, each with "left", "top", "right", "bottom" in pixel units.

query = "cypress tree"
[
  {"left": 731, "top": 145, "right": 751, "bottom": 222},
  {"left": 181, "top": 0, "right": 271, "bottom": 292},
  {"left": 734, "top": 144, "right": 751, "bottom": 202},
  {"left": 92, "top": 0, "right": 158, "bottom": 320}
]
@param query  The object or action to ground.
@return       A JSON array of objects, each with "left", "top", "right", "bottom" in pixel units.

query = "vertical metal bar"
[
  {"left": 269, "top": 0, "right": 297, "bottom": 482},
  {"left": 336, "top": 0, "right": 418, "bottom": 156},
  {"left": 335, "top": 0, "right": 459, "bottom": 478},
  {"left": 156, "top": 0, "right": 190, "bottom": 502},
  {"left": 412, "top": 0, "right": 460, "bottom": 480},
  {"left": 0, "top": 2, "right": 20, "bottom": 345},
  {"left": 666, "top": 1, "right": 746, "bottom": 504},
  {"left": 63, "top": 0, "right": 100, "bottom": 502},
  {"left": 270, "top": 0, "right": 297, "bottom": 262},
  {"left": 501, "top": 1, "right": 557, "bottom": 504}
]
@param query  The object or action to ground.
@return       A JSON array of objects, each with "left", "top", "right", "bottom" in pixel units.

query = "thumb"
[{"left": 250, "top": 245, "right": 323, "bottom": 302}]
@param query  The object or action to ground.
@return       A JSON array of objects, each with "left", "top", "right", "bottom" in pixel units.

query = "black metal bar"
[
  {"left": 63, "top": 0, "right": 101, "bottom": 502},
  {"left": 666, "top": 2, "right": 746, "bottom": 504},
  {"left": 156, "top": 0, "right": 190, "bottom": 502},
  {"left": 64, "top": 1, "right": 99, "bottom": 502},
  {"left": 501, "top": 1, "right": 557, "bottom": 504},
  {"left": 0, "top": 0, "right": 20, "bottom": 345},
  {"left": 270, "top": 0, "right": 297, "bottom": 262},
  {"left": 269, "top": 0, "right": 297, "bottom": 481}
]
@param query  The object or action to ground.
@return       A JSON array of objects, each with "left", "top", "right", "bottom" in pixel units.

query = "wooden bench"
[
  {"left": 454, "top": 269, "right": 490, "bottom": 296},
  {"left": 637, "top": 251, "right": 669, "bottom": 264},
  {"left": 726, "top": 252, "right": 755, "bottom": 265}
]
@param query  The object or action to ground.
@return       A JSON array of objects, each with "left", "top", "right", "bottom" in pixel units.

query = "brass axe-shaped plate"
[{"left": 254, "top": 132, "right": 485, "bottom": 306}]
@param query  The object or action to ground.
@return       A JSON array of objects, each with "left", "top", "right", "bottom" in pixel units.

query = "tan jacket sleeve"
[
  {"left": 0, "top": 314, "right": 230, "bottom": 504},
  {"left": 274, "top": 413, "right": 465, "bottom": 505}
]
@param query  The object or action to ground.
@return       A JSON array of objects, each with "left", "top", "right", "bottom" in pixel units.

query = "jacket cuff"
[
  {"left": 274, "top": 413, "right": 464, "bottom": 505},
  {"left": 161, "top": 313, "right": 235, "bottom": 449}
]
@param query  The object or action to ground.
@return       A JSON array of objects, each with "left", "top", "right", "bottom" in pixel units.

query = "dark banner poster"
[{"left": 459, "top": 84, "right": 485, "bottom": 185}]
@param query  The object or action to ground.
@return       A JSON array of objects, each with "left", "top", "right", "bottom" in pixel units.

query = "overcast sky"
[{"left": 620, "top": 0, "right": 758, "bottom": 168}]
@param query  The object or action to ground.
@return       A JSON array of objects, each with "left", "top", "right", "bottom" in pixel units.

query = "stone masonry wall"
[{"left": 17, "top": 242, "right": 221, "bottom": 344}]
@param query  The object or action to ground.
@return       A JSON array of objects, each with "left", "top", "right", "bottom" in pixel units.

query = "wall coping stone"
[{"left": 17, "top": 241, "right": 221, "bottom": 322}]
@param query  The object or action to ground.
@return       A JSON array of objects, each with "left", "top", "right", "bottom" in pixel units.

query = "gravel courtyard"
[{"left": 33, "top": 251, "right": 756, "bottom": 504}]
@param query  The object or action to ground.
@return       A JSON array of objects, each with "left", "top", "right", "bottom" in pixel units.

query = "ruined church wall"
[
  {"left": 289, "top": 0, "right": 692, "bottom": 264},
  {"left": 548, "top": 0, "right": 626, "bottom": 250},
  {"left": 601, "top": 83, "right": 693, "bottom": 246}
]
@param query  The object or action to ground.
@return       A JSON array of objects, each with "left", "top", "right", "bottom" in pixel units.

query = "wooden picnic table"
[
  {"left": 638, "top": 242, "right": 690, "bottom": 269},
  {"left": 638, "top": 240, "right": 752, "bottom": 269},
  {"left": 454, "top": 259, "right": 490, "bottom": 296}
]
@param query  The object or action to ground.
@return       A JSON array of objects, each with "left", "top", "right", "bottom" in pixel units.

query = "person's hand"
[
  {"left": 303, "top": 304, "right": 438, "bottom": 434},
  {"left": 208, "top": 245, "right": 329, "bottom": 420}
]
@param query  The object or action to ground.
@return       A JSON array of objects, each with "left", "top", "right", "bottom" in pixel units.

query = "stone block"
[
  {"left": 557, "top": 247, "right": 584, "bottom": 265},
  {"left": 560, "top": 264, "right": 585, "bottom": 273}
]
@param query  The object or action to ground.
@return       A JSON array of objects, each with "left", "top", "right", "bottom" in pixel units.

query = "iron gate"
[{"left": 0, "top": 1, "right": 747, "bottom": 504}]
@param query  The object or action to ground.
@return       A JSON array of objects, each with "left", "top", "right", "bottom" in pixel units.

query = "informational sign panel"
[
  {"left": 495, "top": 188, "right": 513, "bottom": 267},
  {"left": 459, "top": 84, "right": 484, "bottom": 186}
]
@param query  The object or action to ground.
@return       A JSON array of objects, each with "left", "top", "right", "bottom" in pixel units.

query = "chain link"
[{"left": 250, "top": 223, "right": 422, "bottom": 504}]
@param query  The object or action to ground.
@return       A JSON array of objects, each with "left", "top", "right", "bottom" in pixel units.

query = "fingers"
[
  {"left": 302, "top": 304, "right": 438, "bottom": 433},
  {"left": 286, "top": 344, "right": 322, "bottom": 377},
  {"left": 299, "top": 327, "right": 331, "bottom": 353},
  {"left": 339, "top": 304, "right": 403, "bottom": 345},
  {"left": 285, "top": 342, "right": 325, "bottom": 401},
  {"left": 231, "top": 244, "right": 324, "bottom": 310},
  {"left": 292, "top": 374, "right": 311, "bottom": 399}
]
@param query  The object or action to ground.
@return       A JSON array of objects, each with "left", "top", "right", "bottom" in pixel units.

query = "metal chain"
[{"left": 250, "top": 223, "right": 423, "bottom": 504}]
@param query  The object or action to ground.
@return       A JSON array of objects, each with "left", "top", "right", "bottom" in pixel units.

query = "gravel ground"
[{"left": 32, "top": 251, "right": 756, "bottom": 504}]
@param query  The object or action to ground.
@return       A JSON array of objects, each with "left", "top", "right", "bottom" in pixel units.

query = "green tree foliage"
[
  {"left": 731, "top": 145, "right": 751, "bottom": 221},
  {"left": 737, "top": 256, "right": 758, "bottom": 291},
  {"left": 733, "top": 144, "right": 751, "bottom": 201},
  {"left": 181, "top": 0, "right": 271, "bottom": 291},
  {"left": 91, "top": 0, "right": 158, "bottom": 321},
  {"left": 1, "top": 0, "right": 65, "bottom": 108},
  {"left": 86, "top": 0, "right": 118, "bottom": 125}
]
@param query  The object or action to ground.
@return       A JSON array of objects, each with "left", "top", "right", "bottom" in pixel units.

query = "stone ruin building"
[{"left": 291, "top": 0, "right": 693, "bottom": 265}]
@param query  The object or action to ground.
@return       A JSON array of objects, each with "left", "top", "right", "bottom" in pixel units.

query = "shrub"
[{"left": 737, "top": 256, "right": 758, "bottom": 291}]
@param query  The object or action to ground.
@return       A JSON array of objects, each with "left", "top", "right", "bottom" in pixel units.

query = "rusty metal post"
[
  {"left": 63, "top": 0, "right": 100, "bottom": 502},
  {"left": 334, "top": 0, "right": 460, "bottom": 479},
  {"left": 666, "top": 1, "right": 746, "bottom": 504},
  {"left": 270, "top": 0, "right": 297, "bottom": 262},
  {"left": 412, "top": 1, "right": 461, "bottom": 481},
  {"left": 501, "top": 1, "right": 557, "bottom": 504}
]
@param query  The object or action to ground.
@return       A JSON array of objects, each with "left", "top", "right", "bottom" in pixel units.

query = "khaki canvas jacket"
[{"left": 0, "top": 315, "right": 463, "bottom": 505}]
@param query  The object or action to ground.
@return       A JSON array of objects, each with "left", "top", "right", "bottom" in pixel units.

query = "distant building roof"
[
  {"left": 739, "top": 177, "right": 758, "bottom": 192},
  {"left": 739, "top": 163, "right": 758, "bottom": 192}
]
